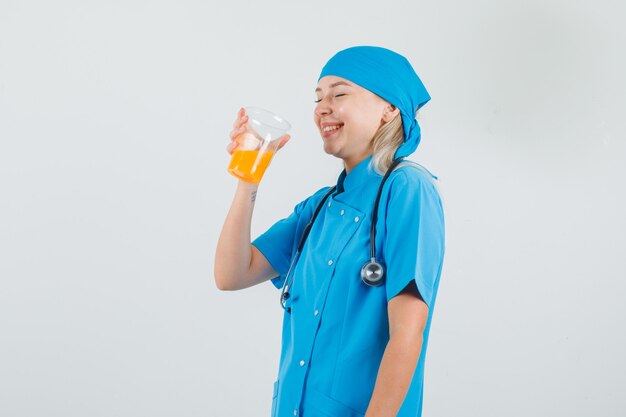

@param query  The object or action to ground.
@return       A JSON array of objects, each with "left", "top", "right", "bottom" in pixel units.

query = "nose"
[{"left": 314, "top": 98, "right": 331, "bottom": 118}]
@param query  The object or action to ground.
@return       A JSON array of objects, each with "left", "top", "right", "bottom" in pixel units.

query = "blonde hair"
[{"left": 371, "top": 113, "right": 405, "bottom": 175}]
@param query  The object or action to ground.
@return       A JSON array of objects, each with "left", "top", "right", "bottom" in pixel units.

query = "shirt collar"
[{"left": 335, "top": 155, "right": 380, "bottom": 194}]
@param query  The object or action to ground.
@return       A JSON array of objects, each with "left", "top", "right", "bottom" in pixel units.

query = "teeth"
[{"left": 322, "top": 125, "right": 341, "bottom": 132}]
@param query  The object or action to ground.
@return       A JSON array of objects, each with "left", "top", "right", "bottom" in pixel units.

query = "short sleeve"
[
  {"left": 252, "top": 187, "right": 332, "bottom": 289},
  {"left": 252, "top": 207, "right": 302, "bottom": 289},
  {"left": 382, "top": 169, "right": 445, "bottom": 308}
]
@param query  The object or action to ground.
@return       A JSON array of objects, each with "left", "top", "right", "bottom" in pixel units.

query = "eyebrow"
[{"left": 315, "top": 81, "right": 352, "bottom": 93}]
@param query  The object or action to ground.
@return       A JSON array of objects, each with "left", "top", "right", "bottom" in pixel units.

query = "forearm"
[
  {"left": 214, "top": 181, "right": 258, "bottom": 289},
  {"left": 365, "top": 334, "right": 423, "bottom": 417}
]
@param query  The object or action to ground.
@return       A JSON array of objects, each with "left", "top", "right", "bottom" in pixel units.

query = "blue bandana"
[{"left": 318, "top": 46, "right": 431, "bottom": 159}]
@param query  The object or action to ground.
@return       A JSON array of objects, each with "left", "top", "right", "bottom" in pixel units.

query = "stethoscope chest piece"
[{"left": 360, "top": 259, "right": 385, "bottom": 286}]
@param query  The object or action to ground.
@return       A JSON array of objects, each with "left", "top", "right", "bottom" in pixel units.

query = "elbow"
[
  {"left": 214, "top": 276, "right": 237, "bottom": 291},
  {"left": 214, "top": 277, "right": 230, "bottom": 291},
  {"left": 214, "top": 267, "right": 237, "bottom": 291}
]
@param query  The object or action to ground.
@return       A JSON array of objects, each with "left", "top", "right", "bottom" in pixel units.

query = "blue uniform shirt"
[{"left": 253, "top": 156, "right": 445, "bottom": 417}]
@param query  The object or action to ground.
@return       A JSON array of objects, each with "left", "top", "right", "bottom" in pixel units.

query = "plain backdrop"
[{"left": 1, "top": 0, "right": 625, "bottom": 416}]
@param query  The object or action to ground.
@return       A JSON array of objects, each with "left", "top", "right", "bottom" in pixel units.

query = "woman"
[{"left": 215, "top": 46, "right": 445, "bottom": 417}]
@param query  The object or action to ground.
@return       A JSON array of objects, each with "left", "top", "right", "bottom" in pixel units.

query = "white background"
[{"left": 1, "top": 0, "right": 625, "bottom": 416}]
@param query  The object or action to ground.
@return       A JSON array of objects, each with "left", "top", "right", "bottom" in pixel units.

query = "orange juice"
[{"left": 228, "top": 149, "right": 275, "bottom": 184}]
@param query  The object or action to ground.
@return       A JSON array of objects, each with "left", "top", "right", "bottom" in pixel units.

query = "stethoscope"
[{"left": 280, "top": 157, "right": 406, "bottom": 312}]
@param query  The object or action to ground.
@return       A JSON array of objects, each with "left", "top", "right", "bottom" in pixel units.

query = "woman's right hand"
[
  {"left": 226, "top": 108, "right": 291, "bottom": 155},
  {"left": 227, "top": 108, "right": 249, "bottom": 155}
]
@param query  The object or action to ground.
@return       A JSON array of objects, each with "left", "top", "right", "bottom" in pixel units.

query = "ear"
[{"left": 382, "top": 103, "right": 400, "bottom": 123}]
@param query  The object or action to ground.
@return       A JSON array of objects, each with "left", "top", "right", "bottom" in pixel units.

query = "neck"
[{"left": 344, "top": 152, "right": 372, "bottom": 174}]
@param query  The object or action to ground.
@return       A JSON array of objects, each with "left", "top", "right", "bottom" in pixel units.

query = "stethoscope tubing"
[{"left": 280, "top": 158, "right": 405, "bottom": 311}]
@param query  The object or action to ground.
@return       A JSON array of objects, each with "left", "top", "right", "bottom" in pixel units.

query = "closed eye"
[{"left": 314, "top": 93, "right": 346, "bottom": 104}]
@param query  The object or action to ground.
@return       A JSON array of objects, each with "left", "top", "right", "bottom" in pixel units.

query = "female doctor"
[{"left": 215, "top": 46, "right": 445, "bottom": 417}]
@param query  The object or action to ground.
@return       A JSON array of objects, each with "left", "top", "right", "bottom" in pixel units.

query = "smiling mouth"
[{"left": 321, "top": 124, "right": 343, "bottom": 137}]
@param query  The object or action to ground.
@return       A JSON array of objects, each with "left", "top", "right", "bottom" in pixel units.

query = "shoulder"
[
  {"left": 381, "top": 162, "right": 446, "bottom": 241},
  {"left": 294, "top": 185, "right": 335, "bottom": 215},
  {"left": 386, "top": 162, "right": 441, "bottom": 199}
]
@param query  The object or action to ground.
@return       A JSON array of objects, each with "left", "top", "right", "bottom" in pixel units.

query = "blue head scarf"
[{"left": 318, "top": 46, "right": 430, "bottom": 159}]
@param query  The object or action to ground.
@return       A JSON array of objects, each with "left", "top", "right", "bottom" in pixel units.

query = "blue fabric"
[
  {"left": 253, "top": 156, "right": 445, "bottom": 417},
  {"left": 318, "top": 46, "right": 431, "bottom": 159}
]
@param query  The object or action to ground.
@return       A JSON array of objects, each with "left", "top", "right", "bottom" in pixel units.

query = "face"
[{"left": 314, "top": 75, "right": 395, "bottom": 172}]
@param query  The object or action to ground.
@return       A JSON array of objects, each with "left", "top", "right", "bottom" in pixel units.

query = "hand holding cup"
[{"left": 227, "top": 107, "right": 291, "bottom": 184}]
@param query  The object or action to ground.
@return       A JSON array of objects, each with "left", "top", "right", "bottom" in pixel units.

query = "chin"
[{"left": 322, "top": 142, "right": 340, "bottom": 158}]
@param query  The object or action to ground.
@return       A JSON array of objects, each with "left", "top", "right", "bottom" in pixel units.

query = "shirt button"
[
  {"left": 354, "top": 216, "right": 360, "bottom": 222},
  {"left": 328, "top": 201, "right": 332, "bottom": 207},
  {"left": 294, "top": 410, "right": 298, "bottom": 416},
  {"left": 300, "top": 360, "right": 305, "bottom": 366},
  {"left": 328, "top": 260, "right": 333, "bottom": 266},
  {"left": 340, "top": 209, "right": 345, "bottom": 216},
  {"left": 314, "top": 309, "right": 319, "bottom": 316}
]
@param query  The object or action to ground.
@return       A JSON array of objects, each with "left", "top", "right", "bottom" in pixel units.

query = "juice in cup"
[
  {"left": 228, "top": 148, "right": 275, "bottom": 184},
  {"left": 227, "top": 107, "right": 290, "bottom": 184}
]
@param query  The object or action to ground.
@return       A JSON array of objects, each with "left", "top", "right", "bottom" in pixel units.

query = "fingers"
[
  {"left": 229, "top": 126, "right": 245, "bottom": 142},
  {"left": 226, "top": 140, "right": 238, "bottom": 155},
  {"left": 277, "top": 134, "right": 291, "bottom": 151},
  {"left": 228, "top": 109, "right": 291, "bottom": 155},
  {"left": 231, "top": 108, "right": 248, "bottom": 131},
  {"left": 228, "top": 108, "right": 249, "bottom": 150}
]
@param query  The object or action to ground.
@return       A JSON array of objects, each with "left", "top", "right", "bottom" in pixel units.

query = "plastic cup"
[{"left": 227, "top": 106, "right": 291, "bottom": 184}]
